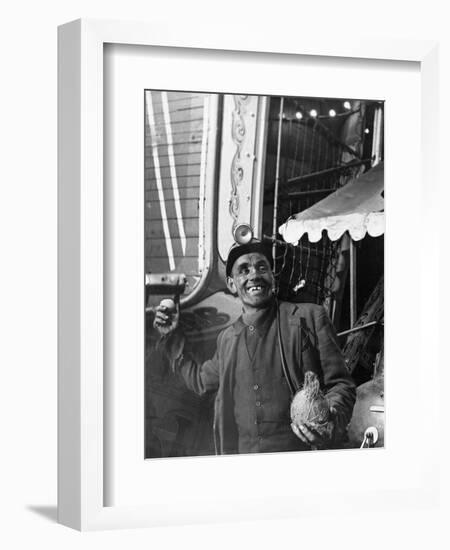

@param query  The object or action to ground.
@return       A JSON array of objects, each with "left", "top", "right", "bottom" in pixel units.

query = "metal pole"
[
  {"left": 286, "top": 157, "right": 372, "bottom": 185},
  {"left": 272, "top": 97, "right": 284, "bottom": 264},
  {"left": 371, "top": 106, "right": 382, "bottom": 166},
  {"left": 337, "top": 320, "right": 381, "bottom": 337},
  {"left": 350, "top": 239, "right": 357, "bottom": 327}
]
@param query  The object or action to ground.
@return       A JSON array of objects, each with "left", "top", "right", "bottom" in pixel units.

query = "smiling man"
[{"left": 153, "top": 239, "right": 356, "bottom": 455}]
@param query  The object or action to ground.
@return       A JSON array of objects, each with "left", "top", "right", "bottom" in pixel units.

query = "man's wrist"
[{"left": 160, "top": 328, "right": 185, "bottom": 364}]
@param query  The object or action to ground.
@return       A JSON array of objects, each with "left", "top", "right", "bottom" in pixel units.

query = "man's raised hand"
[{"left": 153, "top": 298, "right": 180, "bottom": 337}]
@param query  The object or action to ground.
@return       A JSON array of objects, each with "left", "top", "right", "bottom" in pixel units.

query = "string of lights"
[{"left": 274, "top": 100, "right": 362, "bottom": 122}]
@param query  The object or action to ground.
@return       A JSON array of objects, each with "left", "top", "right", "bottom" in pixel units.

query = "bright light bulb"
[
  {"left": 364, "top": 128, "right": 370, "bottom": 134},
  {"left": 309, "top": 109, "right": 318, "bottom": 118},
  {"left": 295, "top": 111, "right": 303, "bottom": 120},
  {"left": 343, "top": 101, "right": 351, "bottom": 110},
  {"left": 329, "top": 109, "right": 336, "bottom": 117}
]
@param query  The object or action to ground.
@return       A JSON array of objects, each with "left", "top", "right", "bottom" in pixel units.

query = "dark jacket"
[{"left": 175, "top": 301, "right": 356, "bottom": 455}]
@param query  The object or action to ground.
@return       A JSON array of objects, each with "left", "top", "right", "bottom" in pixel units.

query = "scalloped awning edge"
[{"left": 279, "top": 211, "right": 385, "bottom": 244}]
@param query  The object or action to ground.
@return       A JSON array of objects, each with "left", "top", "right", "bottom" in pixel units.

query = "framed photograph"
[
  {"left": 58, "top": 18, "right": 440, "bottom": 530},
  {"left": 141, "top": 88, "right": 383, "bottom": 460}
]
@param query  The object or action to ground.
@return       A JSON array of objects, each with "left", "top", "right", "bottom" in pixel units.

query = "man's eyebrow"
[{"left": 236, "top": 259, "right": 268, "bottom": 271}]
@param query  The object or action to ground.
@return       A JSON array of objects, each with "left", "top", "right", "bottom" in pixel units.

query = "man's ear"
[{"left": 226, "top": 276, "right": 237, "bottom": 295}]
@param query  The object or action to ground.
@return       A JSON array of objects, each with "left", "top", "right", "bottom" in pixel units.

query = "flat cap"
[{"left": 225, "top": 239, "right": 273, "bottom": 277}]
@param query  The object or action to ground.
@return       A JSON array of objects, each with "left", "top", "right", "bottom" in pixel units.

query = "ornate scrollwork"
[{"left": 229, "top": 95, "right": 250, "bottom": 229}]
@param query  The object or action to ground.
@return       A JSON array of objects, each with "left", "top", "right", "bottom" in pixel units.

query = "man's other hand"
[{"left": 290, "top": 406, "right": 338, "bottom": 449}]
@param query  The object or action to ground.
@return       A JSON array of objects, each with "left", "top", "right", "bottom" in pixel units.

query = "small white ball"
[{"left": 160, "top": 298, "right": 176, "bottom": 312}]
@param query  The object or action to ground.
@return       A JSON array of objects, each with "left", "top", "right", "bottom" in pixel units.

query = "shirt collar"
[{"left": 232, "top": 299, "right": 276, "bottom": 337}]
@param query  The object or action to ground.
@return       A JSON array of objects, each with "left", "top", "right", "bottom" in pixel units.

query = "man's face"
[{"left": 227, "top": 252, "right": 274, "bottom": 312}]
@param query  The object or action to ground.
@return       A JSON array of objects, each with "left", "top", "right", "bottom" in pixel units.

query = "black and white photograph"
[{"left": 144, "top": 91, "right": 384, "bottom": 459}]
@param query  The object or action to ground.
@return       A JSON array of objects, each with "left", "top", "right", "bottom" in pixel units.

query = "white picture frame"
[{"left": 58, "top": 18, "right": 440, "bottom": 531}]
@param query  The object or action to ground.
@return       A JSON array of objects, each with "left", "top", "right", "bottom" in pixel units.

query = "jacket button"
[
  {"left": 256, "top": 401, "right": 261, "bottom": 407},
  {"left": 253, "top": 384, "right": 259, "bottom": 391}
]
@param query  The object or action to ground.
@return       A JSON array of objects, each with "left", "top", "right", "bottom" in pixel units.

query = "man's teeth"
[{"left": 248, "top": 286, "right": 263, "bottom": 292}]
